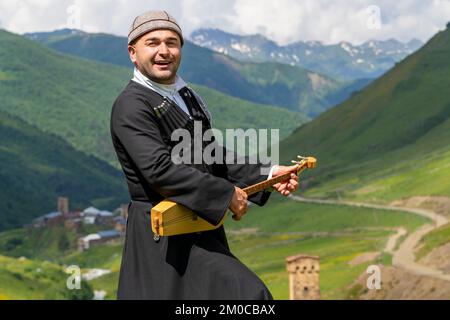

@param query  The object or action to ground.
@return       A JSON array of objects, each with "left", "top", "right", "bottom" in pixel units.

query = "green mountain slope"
[
  {"left": 26, "top": 29, "right": 366, "bottom": 117},
  {"left": 181, "top": 42, "right": 348, "bottom": 116},
  {"left": 0, "top": 29, "right": 307, "bottom": 169},
  {"left": 0, "top": 29, "right": 130, "bottom": 167},
  {"left": 0, "top": 110, "right": 128, "bottom": 231},
  {"left": 280, "top": 26, "right": 450, "bottom": 201}
]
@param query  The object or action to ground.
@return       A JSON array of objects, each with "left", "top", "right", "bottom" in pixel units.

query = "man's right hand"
[{"left": 229, "top": 186, "right": 248, "bottom": 221}]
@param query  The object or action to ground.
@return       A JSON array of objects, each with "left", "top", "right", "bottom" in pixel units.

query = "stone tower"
[
  {"left": 57, "top": 196, "right": 69, "bottom": 214},
  {"left": 286, "top": 254, "right": 320, "bottom": 300}
]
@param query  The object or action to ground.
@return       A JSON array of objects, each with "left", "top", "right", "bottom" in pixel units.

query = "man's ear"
[{"left": 128, "top": 45, "right": 137, "bottom": 66}]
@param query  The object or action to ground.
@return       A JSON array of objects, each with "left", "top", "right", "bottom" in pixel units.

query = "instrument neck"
[{"left": 242, "top": 165, "right": 303, "bottom": 196}]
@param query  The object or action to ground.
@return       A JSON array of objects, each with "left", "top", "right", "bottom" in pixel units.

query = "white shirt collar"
[{"left": 131, "top": 67, "right": 187, "bottom": 97}]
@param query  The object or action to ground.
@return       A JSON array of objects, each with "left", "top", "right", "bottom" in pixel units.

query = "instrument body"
[{"left": 151, "top": 156, "right": 316, "bottom": 236}]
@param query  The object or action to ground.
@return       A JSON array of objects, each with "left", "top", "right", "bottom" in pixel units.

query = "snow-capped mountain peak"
[{"left": 189, "top": 28, "right": 423, "bottom": 80}]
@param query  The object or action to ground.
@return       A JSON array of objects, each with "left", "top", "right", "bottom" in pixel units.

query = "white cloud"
[{"left": 0, "top": 0, "right": 449, "bottom": 45}]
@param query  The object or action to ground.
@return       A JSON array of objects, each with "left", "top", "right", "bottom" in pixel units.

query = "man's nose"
[{"left": 157, "top": 42, "right": 170, "bottom": 55}]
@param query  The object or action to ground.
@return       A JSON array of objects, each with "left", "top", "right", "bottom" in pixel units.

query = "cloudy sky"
[{"left": 1, "top": 0, "right": 449, "bottom": 45}]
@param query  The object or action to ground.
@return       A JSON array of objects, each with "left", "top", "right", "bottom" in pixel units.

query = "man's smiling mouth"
[{"left": 154, "top": 61, "right": 172, "bottom": 66}]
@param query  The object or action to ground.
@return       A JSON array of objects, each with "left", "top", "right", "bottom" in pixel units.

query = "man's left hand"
[{"left": 272, "top": 165, "right": 299, "bottom": 196}]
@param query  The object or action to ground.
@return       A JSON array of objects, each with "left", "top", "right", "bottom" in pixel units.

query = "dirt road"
[{"left": 289, "top": 195, "right": 450, "bottom": 280}]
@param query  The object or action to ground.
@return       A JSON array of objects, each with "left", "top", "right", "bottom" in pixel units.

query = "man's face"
[{"left": 128, "top": 29, "right": 182, "bottom": 85}]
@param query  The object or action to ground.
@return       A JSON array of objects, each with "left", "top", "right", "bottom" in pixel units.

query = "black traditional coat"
[{"left": 110, "top": 80, "right": 273, "bottom": 300}]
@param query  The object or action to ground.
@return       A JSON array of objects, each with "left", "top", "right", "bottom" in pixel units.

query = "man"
[{"left": 110, "top": 10, "right": 299, "bottom": 300}]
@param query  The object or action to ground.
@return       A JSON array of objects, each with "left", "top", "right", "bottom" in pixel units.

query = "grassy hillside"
[
  {"left": 0, "top": 29, "right": 307, "bottom": 169},
  {"left": 0, "top": 224, "right": 86, "bottom": 260},
  {"left": 26, "top": 29, "right": 366, "bottom": 117},
  {"left": 226, "top": 195, "right": 427, "bottom": 233},
  {"left": 0, "top": 254, "right": 93, "bottom": 299},
  {"left": 0, "top": 194, "right": 428, "bottom": 299},
  {"left": 192, "top": 84, "right": 308, "bottom": 136},
  {"left": 0, "top": 29, "right": 130, "bottom": 167},
  {"left": 228, "top": 194, "right": 428, "bottom": 299},
  {"left": 416, "top": 222, "right": 450, "bottom": 260},
  {"left": 0, "top": 110, "right": 128, "bottom": 231},
  {"left": 279, "top": 26, "right": 450, "bottom": 202}
]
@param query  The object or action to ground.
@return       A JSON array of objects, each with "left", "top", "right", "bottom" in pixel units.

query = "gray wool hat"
[{"left": 128, "top": 10, "right": 184, "bottom": 45}]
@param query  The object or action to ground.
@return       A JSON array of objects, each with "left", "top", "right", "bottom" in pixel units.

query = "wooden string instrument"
[{"left": 151, "top": 156, "right": 317, "bottom": 237}]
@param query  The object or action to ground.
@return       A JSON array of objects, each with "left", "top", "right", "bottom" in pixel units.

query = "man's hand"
[
  {"left": 272, "top": 165, "right": 299, "bottom": 196},
  {"left": 229, "top": 186, "right": 248, "bottom": 221}
]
